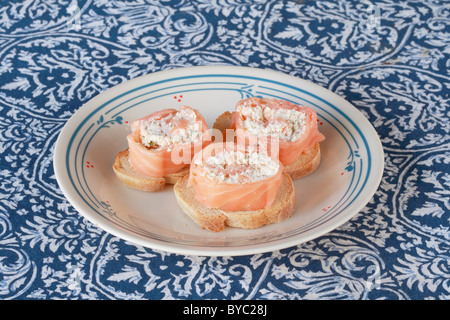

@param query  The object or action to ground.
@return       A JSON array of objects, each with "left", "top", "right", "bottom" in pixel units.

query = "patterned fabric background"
[{"left": 0, "top": 0, "right": 449, "bottom": 300}]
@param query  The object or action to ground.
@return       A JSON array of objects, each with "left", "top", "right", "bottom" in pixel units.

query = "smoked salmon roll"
[
  {"left": 211, "top": 97, "right": 325, "bottom": 180},
  {"left": 174, "top": 141, "right": 296, "bottom": 231},
  {"left": 113, "top": 106, "right": 211, "bottom": 191},
  {"left": 230, "top": 97, "right": 325, "bottom": 166},
  {"left": 188, "top": 142, "right": 283, "bottom": 212}
]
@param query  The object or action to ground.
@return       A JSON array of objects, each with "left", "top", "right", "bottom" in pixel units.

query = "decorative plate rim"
[{"left": 54, "top": 65, "right": 384, "bottom": 256}]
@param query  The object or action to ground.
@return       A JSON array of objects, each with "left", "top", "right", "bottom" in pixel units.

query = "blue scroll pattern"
[{"left": 0, "top": 0, "right": 449, "bottom": 299}]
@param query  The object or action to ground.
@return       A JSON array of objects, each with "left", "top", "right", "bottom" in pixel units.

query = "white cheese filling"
[
  {"left": 140, "top": 108, "right": 203, "bottom": 150},
  {"left": 237, "top": 104, "right": 307, "bottom": 142},
  {"left": 196, "top": 148, "right": 280, "bottom": 184}
]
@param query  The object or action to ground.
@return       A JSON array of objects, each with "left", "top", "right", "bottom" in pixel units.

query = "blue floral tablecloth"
[{"left": 0, "top": 0, "right": 449, "bottom": 300}]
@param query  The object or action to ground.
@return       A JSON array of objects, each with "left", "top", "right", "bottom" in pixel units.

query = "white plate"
[{"left": 54, "top": 66, "right": 384, "bottom": 256}]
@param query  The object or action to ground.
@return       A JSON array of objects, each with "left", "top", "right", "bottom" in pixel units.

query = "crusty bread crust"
[
  {"left": 173, "top": 172, "right": 296, "bottom": 232},
  {"left": 213, "top": 111, "right": 322, "bottom": 181},
  {"left": 112, "top": 149, "right": 189, "bottom": 192}
]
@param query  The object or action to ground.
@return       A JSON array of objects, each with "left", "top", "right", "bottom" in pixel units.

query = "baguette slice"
[
  {"left": 174, "top": 172, "right": 296, "bottom": 232},
  {"left": 113, "top": 149, "right": 189, "bottom": 192},
  {"left": 213, "top": 111, "right": 321, "bottom": 181}
]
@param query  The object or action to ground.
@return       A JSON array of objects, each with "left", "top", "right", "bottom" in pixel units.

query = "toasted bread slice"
[
  {"left": 213, "top": 111, "right": 321, "bottom": 180},
  {"left": 113, "top": 149, "right": 189, "bottom": 192},
  {"left": 173, "top": 172, "right": 296, "bottom": 232},
  {"left": 284, "top": 142, "right": 321, "bottom": 180}
]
